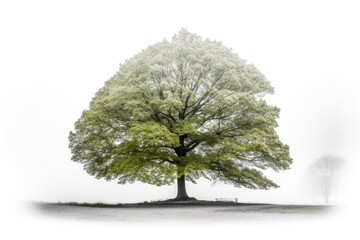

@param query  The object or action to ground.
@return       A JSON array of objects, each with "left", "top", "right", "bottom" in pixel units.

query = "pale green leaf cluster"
[{"left": 69, "top": 29, "right": 292, "bottom": 189}]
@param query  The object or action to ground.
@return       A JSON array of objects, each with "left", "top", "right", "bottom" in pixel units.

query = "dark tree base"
[{"left": 165, "top": 197, "right": 198, "bottom": 202}]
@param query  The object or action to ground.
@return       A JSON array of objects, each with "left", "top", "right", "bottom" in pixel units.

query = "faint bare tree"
[{"left": 308, "top": 155, "right": 344, "bottom": 204}]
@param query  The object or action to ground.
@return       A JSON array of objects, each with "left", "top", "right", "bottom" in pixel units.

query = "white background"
[{"left": 1, "top": 0, "right": 359, "bottom": 239}]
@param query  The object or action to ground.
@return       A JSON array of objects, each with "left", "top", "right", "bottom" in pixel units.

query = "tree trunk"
[
  {"left": 175, "top": 174, "right": 190, "bottom": 201},
  {"left": 324, "top": 189, "right": 329, "bottom": 204},
  {"left": 171, "top": 135, "right": 195, "bottom": 201}
]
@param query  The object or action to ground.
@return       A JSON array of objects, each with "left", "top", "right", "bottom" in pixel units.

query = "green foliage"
[{"left": 69, "top": 29, "right": 292, "bottom": 189}]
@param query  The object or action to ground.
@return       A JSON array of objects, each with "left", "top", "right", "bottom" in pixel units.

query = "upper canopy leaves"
[{"left": 69, "top": 29, "right": 292, "bottom": 189}]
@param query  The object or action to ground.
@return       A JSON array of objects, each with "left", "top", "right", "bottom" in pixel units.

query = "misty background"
[{"left": 1, "top": 0, "right": 360, "bottom": 212}]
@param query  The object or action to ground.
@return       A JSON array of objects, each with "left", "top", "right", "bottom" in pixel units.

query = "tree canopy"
[{"left": 69, "top": 29, "right": 292, "bottom": 200}]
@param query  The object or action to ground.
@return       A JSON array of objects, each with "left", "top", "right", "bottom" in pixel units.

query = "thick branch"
[{"left": 185, "top": 140, "right": 202, "bottom": 152}]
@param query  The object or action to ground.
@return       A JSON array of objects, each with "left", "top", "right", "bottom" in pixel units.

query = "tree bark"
[
  {"left": 171, "top": 135, "right": 195, "bottom": 201},
  {"left": 175, "top": 174, "right": 190, "bottom": 201}
]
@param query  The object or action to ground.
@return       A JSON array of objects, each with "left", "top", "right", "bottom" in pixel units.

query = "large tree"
[{"left": 69, "top": 29, "right": 292, "bottom": 201}]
